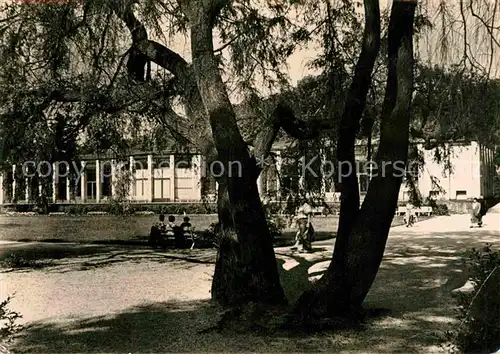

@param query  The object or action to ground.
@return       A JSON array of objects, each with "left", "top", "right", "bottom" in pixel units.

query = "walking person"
[
  {"left": 291, "top": 199, "right": 314, "bottom": 253},
  {"left": 478, "top": 196, "right": 488, "bottom": 227},
  {"left": 404, "top": 201, "right": 416, "bottom": 227},
  {"left": 470, "top": 198, "right": 482, "bottom": 228}
]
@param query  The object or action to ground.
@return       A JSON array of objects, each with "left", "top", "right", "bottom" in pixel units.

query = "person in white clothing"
[
  {"left": 404, "top": 202, "right": 417, "bottom": 227},
  {"left": 291, "top": 201, "right": 314, "bottom": 252}
]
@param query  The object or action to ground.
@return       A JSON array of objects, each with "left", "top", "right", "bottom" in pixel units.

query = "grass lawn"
[{"left": 0, "top": 214, "right": 427, "bottom": 245}]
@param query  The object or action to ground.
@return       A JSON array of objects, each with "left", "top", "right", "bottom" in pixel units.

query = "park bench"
[
  {"left": 395, "top": 206, "right": 433, "bottom": 217},
  {"left": 396, "top": 206, "right": 406, "bottom": 216},
  {"left": 150, "top": 225, "right": 195, "bottom": 249},
  {"left": 416, "top": 206, "right": 433, "bottom": 216},
  {"left": 312, "top": 206, "right": 325, "bottom": 215}
]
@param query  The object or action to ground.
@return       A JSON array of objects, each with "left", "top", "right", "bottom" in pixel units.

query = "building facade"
[
  {"left": 0, "top": 141, "right": 496, "bottom": 206},
  {"left": 0, "top": 152, "right": 204, "bottom": 205},
  {"left": 354, "top": 140, "right": 497, "bottom": 202}
]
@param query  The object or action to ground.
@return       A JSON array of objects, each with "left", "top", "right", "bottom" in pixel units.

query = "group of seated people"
[{"left": 149, "top": 214, "right": 195, "bottom": 249}]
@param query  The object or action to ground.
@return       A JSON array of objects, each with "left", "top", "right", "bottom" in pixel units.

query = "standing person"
[
  {"left": 470, "top": 198, "right": 482, "bottom": 228},
  {"left": 180, "top": 216, "right": 195, "bottom": 249},
  {"left": 285, "top": 192, "right": 297, "bottom": 227},
  {"left": 478, "top": 196, "right": 488, "bottom": 227},
  {"left": 291, "top": 200, "right": 313, "bottom": 252},
  {"left": 404, "top": 201, "right": 415, "bottom": 227},
  {"left": 261, "top": 194, "right": 271, "bottom": 218}
]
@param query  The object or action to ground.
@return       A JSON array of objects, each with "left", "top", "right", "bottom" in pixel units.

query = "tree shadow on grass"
[
  {"left": 9, "top": 294, "right": 459, "bottom": 353},
  {"left": 0, "top": 243, "right": 216, "bottom": 273},
  {"left": 0, "top": 243, "right": 117, "bottom": 271},
  {"left": 11, "top": 300, "right": 221, "bottom": 353},
  {"left": 6, "top": 222, "right": 496, "bottom": 352}
]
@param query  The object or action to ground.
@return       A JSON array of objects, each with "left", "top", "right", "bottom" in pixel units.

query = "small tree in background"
[{"left": 109, "top": 168, "right": 134, "bottom": 215}]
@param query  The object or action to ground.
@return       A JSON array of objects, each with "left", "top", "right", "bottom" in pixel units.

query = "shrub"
[
  {"left": 130, "top": 203, "right": 216, "bottom": 215},
  {"left": 433, "top": 203, "right": 449, "bottom": 216},
  {"left": 202, "top": 214, "right": 285, "bottom": 247},
  {"left": 425, "top": 198, "right": 449, "bottom": 216},
  {"left": 201, "top": 222, "right": 222, "bottom": 247},
  {"left": 107, "top": 198, "right": 132, "bottom": 215},
  {"left": 267, "top": 215, "right": 286, "bottom": 239},
  {"left": 0, "top": 295, "right": 22, "bottom": 342},
  {"left": 65, "top": 204, "right": 88, "bottom": 215},
  {"left": 446, "top": 244, "right": 500, "bottom": 353}
]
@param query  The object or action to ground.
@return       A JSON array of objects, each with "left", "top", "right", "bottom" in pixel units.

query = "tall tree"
[{"left": 294, "top": 0, "right": 418, "bottom": 320}]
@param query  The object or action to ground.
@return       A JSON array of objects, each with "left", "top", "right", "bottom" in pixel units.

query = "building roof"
[{"left": 78, "top": 147, "right": 199, "bottom": 161}]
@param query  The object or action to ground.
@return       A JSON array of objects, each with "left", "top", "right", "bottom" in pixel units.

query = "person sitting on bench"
[
  {"left": 166, "top": 215, "right": 177, "bottom": 238},
  {"left": 167, "top": 215, "right": 187, "bottom": 248},
  {"left": 149, "top": 214, "right": 167, "bottom": 247},
  {"left": 180, "top": 216, "right": 195, "bottom": 249}
]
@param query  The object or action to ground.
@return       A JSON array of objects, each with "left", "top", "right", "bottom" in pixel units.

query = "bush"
[
  {"left": 60, "top": 202, "right": 216, "bottom": 215},
  {"left": 107, "top": 199, "right": 132, "bottom": 215},
  {"left": 446, "top": 244, "right": 500, "bottom": 353},
  {"left": 130, "top": 203, "right": 216, "bottom": 215},
  {"left": 65, "top": 204, "right": 88, "bottom": 215},
  {"left": 200, "top": 213, "right": 285, "bottom": 249},
  {"left": 433, "top": 203, "right": 449, "bottom": 216},
  {"left": 425, "top": 198, "right": 449, "bottom": 216},
  {"left": 0, "top": 295, "right": 23, "bottom": 342},
  {"left": 201, "top": 222, "right": 222, "bottom": 247},
  {"left": 267, "top": 215, "right": 286, "bottom": 239}
]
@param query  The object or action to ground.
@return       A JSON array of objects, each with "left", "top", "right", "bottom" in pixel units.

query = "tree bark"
[
  {"left": 188, "top": 0, "right": 286, "bottom": 306},
  {"left": 332, "top": 0, "right": 381, "bottom": 270},
  {"left": 294, "top": 0, "right": 416, "bottom": 320}
]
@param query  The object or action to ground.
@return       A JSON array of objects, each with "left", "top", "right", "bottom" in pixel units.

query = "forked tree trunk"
[
  {"left": 188, "top": 2, "right": 286, "bottom": 306},
  {"left": 295, "top": 0, "right": 417, "bottom": 320},
  {"left": 210, "top": 97, "right": 323, "bottom": 305}
]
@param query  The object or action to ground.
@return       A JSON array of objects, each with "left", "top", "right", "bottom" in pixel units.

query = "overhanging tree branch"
[
  {"left": 112, "top": 0, "right": 335, "bottom": 173},
  {"left": 113, "top": 0, "right": 192, "bottom": 86}
]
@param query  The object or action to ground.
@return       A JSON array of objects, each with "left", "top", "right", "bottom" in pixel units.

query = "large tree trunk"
[
  {"left": 188, "top": 0, "right": 286, "bottom": 306},
  {"left": 295, "top": 0, "right": 416, "bottom": 320},
  {"left": 115, "top": 0, "right": 337, "bottom": 308},
  {"left": 210, "top": 99, "right": 329, "bottom": 305}
]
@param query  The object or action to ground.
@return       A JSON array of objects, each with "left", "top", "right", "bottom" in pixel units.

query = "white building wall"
[
  {"left": 131, "top": 154, "right": 204, "bottom": 202},
  {"left": 417, "top": 142, "right": 482, "bottom": 200},
  {"left": 153, "top": 167, "right": 173, "bottom": 200}
]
